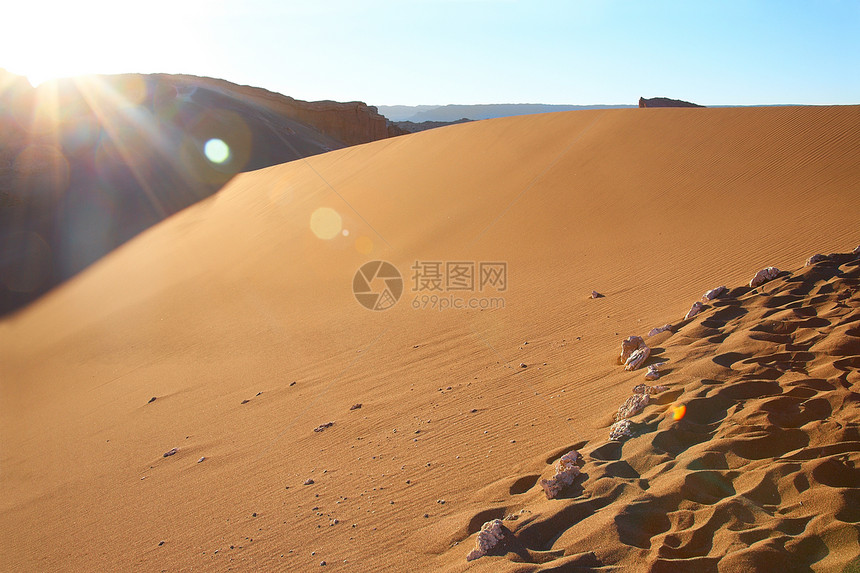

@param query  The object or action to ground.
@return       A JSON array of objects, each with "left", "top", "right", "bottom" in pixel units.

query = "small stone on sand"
[
  {"left": 750, "top": 266, "right": 779, "bottom": 288},
  {"left": 466, "top": 519, "right": 506, "bottom": 561},
  {"left": 648, "top": 324, "right": 672, "bottom": 337},
  {"left": 685, "top": 301, "right": 704, "bottom": 320},
  {"left": 609, "top": 419, "right": 634, "bottom": 441}
]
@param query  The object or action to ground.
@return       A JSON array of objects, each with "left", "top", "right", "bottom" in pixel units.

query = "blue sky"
[{"left": 3, "top": 0, "right": 858, "bottom": 106}]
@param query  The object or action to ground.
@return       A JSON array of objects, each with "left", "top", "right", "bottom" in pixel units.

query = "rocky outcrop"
[
  {"left": 0, "top": 72, "right": 394, "bottom": 315},
  {"left": 639, "top": 97, "right": 704, "bottom": 108}
]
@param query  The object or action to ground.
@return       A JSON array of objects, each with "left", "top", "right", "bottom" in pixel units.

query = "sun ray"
[{"left": 71, "top": 75, "right": 171, "bottom": 220}]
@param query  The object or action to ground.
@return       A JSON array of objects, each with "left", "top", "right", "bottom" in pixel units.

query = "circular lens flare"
[
  {"left": 673, "top": 404, "right": 686, "bottom": 421},
  {"left": 204, "top": 138, "right": 230, "bottom": 164},
  {"left": 310, "top": 207, "right": 342, "bottom": 240}
]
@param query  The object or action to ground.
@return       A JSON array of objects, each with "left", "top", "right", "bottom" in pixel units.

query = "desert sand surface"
[{"left": 1, "top": 105, "right": 859, "bottom": 572}]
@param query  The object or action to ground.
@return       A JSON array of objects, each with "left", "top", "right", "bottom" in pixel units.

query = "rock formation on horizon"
[{"left": 638, "top": 97, "right": 704, "bottom": 108}]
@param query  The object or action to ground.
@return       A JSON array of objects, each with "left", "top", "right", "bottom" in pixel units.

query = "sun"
[{"left": 1, "top": 0, "right": 213, "bottom": 86}]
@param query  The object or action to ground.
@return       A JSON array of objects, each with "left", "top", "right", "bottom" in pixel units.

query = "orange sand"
[{"left": 2, "top": 105, "right": 859, "bottom": 571}]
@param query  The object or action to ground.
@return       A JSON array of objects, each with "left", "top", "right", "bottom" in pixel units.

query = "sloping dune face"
[{"left": 1, "top": 106, "right": 859, "bottom": 571}]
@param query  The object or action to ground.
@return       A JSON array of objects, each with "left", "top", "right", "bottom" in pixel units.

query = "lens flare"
[
  {"left": 673, "top": 404, "right": 687, "bottom": 421},
  {"left": 204, "top": 138, "right": 231, "bottom": 164},
  {"left": 310, "top": 207, "right": 342, "bottom": 240}
]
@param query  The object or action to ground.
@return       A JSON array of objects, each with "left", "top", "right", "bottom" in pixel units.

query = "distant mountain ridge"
[{"left": 378, "top": 103, "right": 634, "bottom": 122}]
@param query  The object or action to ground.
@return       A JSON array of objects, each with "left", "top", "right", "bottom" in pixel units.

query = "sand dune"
[{"left": 1, "top": 105, "right": 859, "bottom": 571}]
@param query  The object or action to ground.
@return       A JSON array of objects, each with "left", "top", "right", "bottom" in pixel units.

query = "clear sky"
[{"left": 2, "top": 0, "right": 858, "bottom": 106}]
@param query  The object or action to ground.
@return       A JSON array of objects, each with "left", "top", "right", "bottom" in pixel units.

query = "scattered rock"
[
  {"left": 620, "top": 336, "right": 646, "bottom": 364},
  {"left": 241, "top": 399, "right": 250, "bottom": 404},
  {"left": 197, "top": 456, "right": 206, "bottom": 463},
  {"left": 158, "top": 540, "right": 165, "bottom": 546},
  {"left": 350, "top": 403, "right": 362, "bottom": 411},
  {"left": 148, "top": 396, "right": 157, "bottom": 404},
  {"left": 685, "top": 301, "right": 704, "bottom": 320},
  {"left": 625, "top": 346, "right": 651, "bottom": 371},
  {"left": 519, "top": 363, "right": 527, "bottom": 368},
  {"left": 609, "top": 419, "right": 634, "bottom": 441},
  {"left": 163, "top": 448, "right": 178, "bottom": 457},
  {"left": 304, "top": 478, "right": 315, "bottom": 485},
  {"left": 539, "top": 450, "right": 581, "bottom": 499},
  {"left": 702, "top": 286, "right": 727, "bottom": 302},
  {"left": 750, "top": 266, "right": 779, "bottom": 288},
  {"left": 465, "top": 519, "right": 507, "bottom": 561},
  {"left": 648, "top": 324, "right": 672, "bottom": 337},
  {"left": 290, "top": 381, "right": 297, "bottom": 386},
  {"left": 615, "top": 393, "right": 650, "bottom": 420},
  {"left": 313, "top": 422, "right": 335, "bottom": 433},
  {"left": 644, "top": 364, "right": 661, "bottom": 381},
  {"left": 633, "top": 383, "right": 668, "bottom": 395},
  {"left": 806, "top": 254, "right": 828, "bottom": 266},
  {"left": 591, "top": 290, "right": 603, "bottom": 299}
]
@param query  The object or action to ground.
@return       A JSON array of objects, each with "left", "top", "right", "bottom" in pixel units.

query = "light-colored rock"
[
  {"left": 685, "top": 301, "right": 704, "bottom": 320},
  {"left": 620, "top": 336, "right": 646, "bottom": 364},
  {"left": 624, "top": 346, "right": 651, "bottom": 371},
  {"left": 609, "top": 419, "right": 633, "bottom": 441},
  {"left": 644, "top": 365, "right": 661, "bottom": 381},
  {"left": 853, "top": 245, "right": 860, "bottom": 255},
  {"left": 805, "top": 254, "right": 827, "bottom": 266},
  {"left": 702, "top": 286, "right": 727, "bottom": 302},
  {"left": 539, "top": 450, "right": 581, "bottom": 499},
  {"left": 466, "top": 519, "right": 506, "bottom": 561},
  {"left": 648, "top": 324, "right": 672, "bottom": 337},
  {"left": 749, "top": 266, "right": 779, "bottom": 288},
  {"left": 633, "top": 383, "right": 668, "bottom": 395},
  {"left": 591, "top": 290, "right": 603, "bottom": 299},
  {"left": 615, "top": 393, "right": 650, "bottom": 420}
]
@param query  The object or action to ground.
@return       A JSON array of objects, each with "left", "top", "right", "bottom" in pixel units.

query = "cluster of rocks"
[
  {"left": 465, "top": 247, "right": 860, "bottom": 563},
  {"left": 608, "top": 383, "right": 668, "bottom": 441}
]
